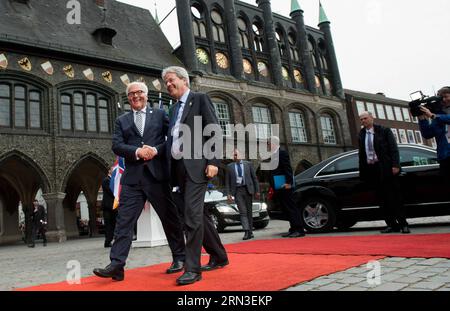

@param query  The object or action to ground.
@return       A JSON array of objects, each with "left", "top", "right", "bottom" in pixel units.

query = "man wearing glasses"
[{"left": 93, "top": 82, "right": 185, "bottom": 281}]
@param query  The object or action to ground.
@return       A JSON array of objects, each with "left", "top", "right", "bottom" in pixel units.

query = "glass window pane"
[
  {"left": 394, "top": 106, "right": 403, "bottom": 121},
  {"left": 0, "top": 84, "right": 10, "bottom": 97},
  {"left": 99, "top": 99, "right": 107, "bottom": 108},
  {"left": 99, "top": 108, "right": 109, "bottom": 132},
  {"left": 87, "top": 107, "right": 96, "bottom": 131},
  {"left": 402, "top": 107, "right": 411, "bottom": 122},
  {"left": 356, "top": 101, "right": 365, "bottom": 116},
  {"left": 74, "top": 93, "right": 83, "bottom": 106},
  {"left": 385, "top": 105, "right": 395, "bottom": 120},
  {"left": 321, "top": 115, "right": 336, "bottom": 145},
  {"left": 29, "top": 91, "right": 40, "bottom": 101},
  {"left": 14, "top": 100, "right": 26, "bottom": 127},
  {"left": 61, "top": 104, "right": 71, "bottom": 130},
  {"left": 415, "top": 131, "right": 423, "bottom": 145},
  {"left": 74, "top": 106, "right": 84, "bottom": 130},
  {"left": 376, "top": 104, "right": 386, "bottom": 119},
  {"left": 289, "top": 112, "right": 307, "bottom": 143},
  {"left": 30, "top": 101, "right": 41, "bottom": 128},
  {"left": 15, "top": 86, "right": 25, "bottom": 99},
  {"left": 391, "top": 128, "right": 400, "bottom": 144},
  {"left": 213, "top": 101, "right": 231, "bottom": 136},
  {"left": 86, "top": 94, "right": 96, "bottom": 107},
  {"left": 0, "top": 98, "right": 11, "bottom": 126},
  {"left": 61, "top": 94, "right": 71, "bottom": 104},
  {"left": 399, "top": 147, "right": 438, "bottom": 167}
]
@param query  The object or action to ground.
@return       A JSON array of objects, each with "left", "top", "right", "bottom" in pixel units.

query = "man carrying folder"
[{"left": 267, "top": 136, "right": 305, "bottom": 238}]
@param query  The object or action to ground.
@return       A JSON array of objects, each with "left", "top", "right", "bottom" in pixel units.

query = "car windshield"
[{"left": 204, "top": 190, "right": 227, "bottom": 202}]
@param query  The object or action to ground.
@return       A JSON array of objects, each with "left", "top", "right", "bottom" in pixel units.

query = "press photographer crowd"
[{"left": 409, "top": 86, "right": 450, "bottom": 180}]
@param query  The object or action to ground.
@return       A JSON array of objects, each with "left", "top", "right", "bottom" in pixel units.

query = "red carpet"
[
  {"left": 19, "top": 253, "right": 382, "bottom": 291},
  {"left": 18, "top": 233, "right": 450, "bottom": 291},
  {"left": 225, "top": 233, "right": 450, "bottom": 258}
]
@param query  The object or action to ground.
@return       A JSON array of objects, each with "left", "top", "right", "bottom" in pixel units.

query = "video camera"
[{"left": 408, "top": 91, "right": 443, "bottom": 117}]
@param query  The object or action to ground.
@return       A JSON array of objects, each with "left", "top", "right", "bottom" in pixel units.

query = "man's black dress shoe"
[
  {"left": 104, "top": 242, "right": 112, "bottom": 248},
  {"left": 93, "top": 264, "right": 124, "bottom": 281},
  {"left": 243, "top": 231, "right": 253, "bottom": 240},
  {"left": 401, "top": 226, "right": 411, "bottom": 234},
  {"left": 286, "top": 231, "right": 305, "bottom": 238},
  {"left": 176, "top": 272, "right": 202, "bottom": 285},
  {"left": 28, "top": 243, "right": 35, "bottom": 248},
  {"left": 166, "top": 261, "right": 184, "bottom": 274},
  {"left": 380, "top": 226, "right": 400, "bottom": 233},
  {"left": 200, "top": 259, "right": 229, "bottom": 271}
]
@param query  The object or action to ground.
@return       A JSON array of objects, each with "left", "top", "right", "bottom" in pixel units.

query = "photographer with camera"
[{"left": 418, "top": 87, "right": 450, "bottom": 181}]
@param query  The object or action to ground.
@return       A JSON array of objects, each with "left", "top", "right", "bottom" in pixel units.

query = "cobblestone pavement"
[{"left": 0, "top": 217, "right": 449, "bottom": 291}]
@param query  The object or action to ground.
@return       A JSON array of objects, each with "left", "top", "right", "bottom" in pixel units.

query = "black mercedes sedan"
[{"left": 268, "top": 144, "right": 450, "bottom": 233}]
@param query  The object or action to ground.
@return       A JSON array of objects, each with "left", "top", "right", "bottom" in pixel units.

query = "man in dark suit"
[
  {"left": 226, "top": 148, "right": 260, "bottom": 240},
  {"left": 101, "top": 167, "right": 116, "bottom": 248},
  {"left": 163, "top": 66, "right": 228, "bottom": 286},
  {"left": 28, "top": 200, "right": 47, "bottom": 247},
  {"left": 358, "top": 111, "right": 410, "bottom": 234},
  {"left": 93, "top": 82, "right": 185, "bottom": 281},
  {"left": 268, "top": 136, "right": 305, "bottom": 238}
]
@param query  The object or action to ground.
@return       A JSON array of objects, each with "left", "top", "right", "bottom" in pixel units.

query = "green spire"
[
  {"left": 154, "top": 2, "right": 160, "bottom": 24},
  {"left": 290, "top": 0, "right": 303, "bottom": 13},
  {"left": 318, "top": 1, "right": 330, "bottom": 25}
]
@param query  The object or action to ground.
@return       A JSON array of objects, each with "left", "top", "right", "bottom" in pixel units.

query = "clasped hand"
[{"left": 137, "top": 145, "right": 157, "bottom": 161}]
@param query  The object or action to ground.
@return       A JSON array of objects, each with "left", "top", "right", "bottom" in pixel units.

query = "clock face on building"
[
  {"left": 282, "top": 67, "right": 289, "bottom": 81},
  {"left": 215, "top": 52, "right": 229, "bottom": 69},
  {"left": 257, "top": 61, "right": 268, "bottom": 77},
  {"left": 315, "top": 75, "right": 321, "bottom": 88},
  {"left": 294, "top": 69, "right": 303, "bottom": 83},
  {"left": 196, "top": 48, "right": 209, "bottom": 65},
  {"left": 243, "top": 59, "right": 253, "bottom": 74}
]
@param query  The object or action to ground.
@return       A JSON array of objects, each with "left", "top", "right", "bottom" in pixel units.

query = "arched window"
[
  {"left": 0, "top": 81, "right": 43, "bottom": 129},
  {"left": 211, "top": 9, "right": 226, "bottom": 43},
  {"left": 252, "top": 20, "right": 264, "bottom": 52},
  {"left": 288, "top": 31, "right": 299, "bottom": 62},
  {"left": 212, "top": 98, "right": 231, "bottom": 137},
  {"left": 320, "top": 114, "right": 336, "bottom": 145},
  {"left": 59, "top": 88, "right": 111, "bottom": 133},
  {"left": 289, "top": 110, "right": 308, "bottom": 143},
  {"left": 252, "top": 105, "right": 272, "bottom": 140},
  {"left": 237, "top": 17, "right": 250, "bottom": 49},
  {"left": 308, "top": 38, "right": 317, "bottom": 68},
  {"left": 275, "top": 28, "right": 286, "bottom": 58},
  {"left": 191, "top": 3, "right": 207, "bottom": 39}
]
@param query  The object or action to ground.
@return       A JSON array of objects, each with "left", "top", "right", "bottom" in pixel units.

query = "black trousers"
[
  {"left": 103, "top": 209, "right": 117, "bottom": 245},
  {"left": 172, "top": 159, "right": 228, "bottom": 273},
  {"left": 31, "top": 224, "right": 46, "bottom": 244},
  {"left": 365, "top": 163, "right": 408, "bottom": 228},
  {"left": 234, "top": 186, "right": 253, "bottom": 231},
  {"left": 276, "top": 188, "right": 304, "bottom": 232},
  {"left": 110, "top": 173, "right": 185, "bottom": 268}
]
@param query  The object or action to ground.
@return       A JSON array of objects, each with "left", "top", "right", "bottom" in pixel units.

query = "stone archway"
[
  {"left": 0, "top": 152, "right": 49, "bottom": 245},
  {"left": 62, "top": 154, "right": 108, "bottom": 238}
]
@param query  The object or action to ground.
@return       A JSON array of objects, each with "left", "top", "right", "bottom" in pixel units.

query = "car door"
[
  {"left": 315, "top": 153, "right": 377, "bottom": 209},
  {"left": 398, "top": 146, "right": 447, "bottom": 206}
]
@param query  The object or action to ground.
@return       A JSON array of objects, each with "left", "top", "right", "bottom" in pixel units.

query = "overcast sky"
[{"left": 117, "top": 0, "right": 450, "bottom": 101}]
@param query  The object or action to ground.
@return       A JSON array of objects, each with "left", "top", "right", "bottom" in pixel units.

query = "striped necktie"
[{"left": 135, "top": 111, "right": 144, "bottom": 136}]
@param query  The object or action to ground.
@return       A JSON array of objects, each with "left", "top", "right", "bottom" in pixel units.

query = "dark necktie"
[
  {"left": 135, "top": 111, "right": 144, "bottom": 136},
  {"left": 367, "top": 132, "right": 375, "bottom": 162},
  {"left": 237, "top": 162, "right": 243, "bottom": 177}
]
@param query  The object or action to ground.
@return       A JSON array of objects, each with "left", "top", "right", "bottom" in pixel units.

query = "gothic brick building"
[{"left": 0, "top": 0, "right": 352, "bottom": 244}]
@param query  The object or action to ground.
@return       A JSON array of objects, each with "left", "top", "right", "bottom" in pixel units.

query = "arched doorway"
[{"left": 61, "top": 154, "right": 108, "bottom": 238}]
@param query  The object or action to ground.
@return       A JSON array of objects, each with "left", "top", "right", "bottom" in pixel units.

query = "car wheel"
[
  {"left": 210, "top": 212, "right": 226, "bottom": 233},
  {"left": 253, "top": 220, "right": 269, "bottom": 230},
  {"left": 300, "top": 197, "right": 336, "bottom": 233}
]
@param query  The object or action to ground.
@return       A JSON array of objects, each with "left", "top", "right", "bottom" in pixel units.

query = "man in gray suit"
[{"left": 226, "top": 149, "right": 260, "bottom": 240}]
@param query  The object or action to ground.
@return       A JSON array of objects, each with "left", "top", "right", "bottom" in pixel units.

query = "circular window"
[
  {"left": 196, "top": 48, "right": 209, "bottom": 65},
  {"left": 237, "top": 18, "right": 247, "bottom": 31},
  {"left": 191, "top": 6, "right": 201, "bottom": 19},
  {"left": 294, "top": 69, "right": 303, "bottom": 83},
  {"left": 243, "top": 59, "right": 253, "bottom": 74},
  {"left": 215, "top": 52, "right": 229, "bottom": 69},
  {"left": 211, "top": 10, "right": 223, "bottom": 24},
  {"left": 257, "top": 61, "right": 268, "bottom": 77}
]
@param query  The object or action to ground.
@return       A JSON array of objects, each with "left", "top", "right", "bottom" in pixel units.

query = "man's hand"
[
  {"left": 227, "top": 195, "right": 234, "bottom": 204},
  {"left": 205, "top": 165, "right": 218, "bottom": 179},
  {"left": 392, "top": 167, "right": 400, "bottom": 176},
  {"left": 420, "top": 106, "right": 434, "bottom": 119},
  {"left": 137, "top": 145, "right": 157, "bottom": 161},
  {"left": 284, "top": 184, "right": 292, "bottom": 190}
]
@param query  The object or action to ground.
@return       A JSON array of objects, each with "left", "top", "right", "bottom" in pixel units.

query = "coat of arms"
[
  {"left": 41, "top": 61, "right": 54, "bottom": 75},
  {"left": 0, "top": 53, "right": 8, "bottom": 69},
  {"left": 18, "top": 57, "right": 32, "bottom": 71},
  {"left": 102, "top": 71, "right": 112, "bottom": 83},
  {"left": 63, "top": 65, "right": 75, "bottom": 78},
  {"left": 83, "top": 68, "right": 94, "bottom": 81}
]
